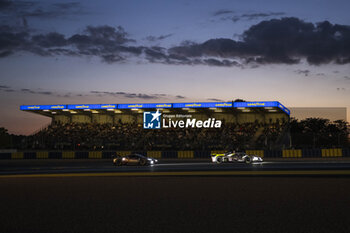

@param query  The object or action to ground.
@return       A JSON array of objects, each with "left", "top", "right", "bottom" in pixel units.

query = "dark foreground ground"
[{"left": 1, "top": 176, "right": 350, "bottom": 233}]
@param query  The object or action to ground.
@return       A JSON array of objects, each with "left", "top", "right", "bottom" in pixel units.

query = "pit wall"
[{"left": 1, "top": 148, "right": 349, "bottom": 159}]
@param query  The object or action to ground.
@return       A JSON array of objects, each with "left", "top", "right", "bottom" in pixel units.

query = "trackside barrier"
[
  {"left": 282, "top": 149, "right": 302, "bottom": 158},
  {"left": 147, "top": 151, "right": 162, "bottom": 159},
  {"left": 343, "top": 148, "right": 350, "bottom": 157},
  {"left": 102, "top": 151, "right": 115, "bottom": 159},
  {"left": 11, "top": 152, "right": 23, "bottom": 159},
  {"left": 49, "top": 151, "right": 62, "bottom": 159},
  {"left": 246, "top": 150, "right": 264, "bottom": 158},
  {"left": 37, "top": 151, "right": 48, "bottom": 159},
  {"left": 75, "top": 151, "right": 88, "bottom": 159},
  {"left": 321, "top": 148, "right": 342, "bottom": 157},
  {"left": 194, "top": 151, "right": 211, "bottom": 158},
  {"left": 88, "top": 151, "right": 102, "bottom": 159},
  {"left": 264, "top": 150, "right": 282, "bottom": 158},
  {"left": 0, "top": 153, "right": 11, "bottom": 159},
  {"left": 178, "top": 151, "right": 194, "bottom": 159},
  {"left": 62, "top": 151, "right": 75, "bottom": 159},
  {"left": 24, "top": 152, "right": 36, "bottom": 159},
  {"left": 162, "top": 151, "right": 177, "bottom": 158},
  {"left": 302, "top": 149, "right": 321, "bottom": 158},
  {"left": 0, "top": 148, "right": 349, "bottom": 159}
]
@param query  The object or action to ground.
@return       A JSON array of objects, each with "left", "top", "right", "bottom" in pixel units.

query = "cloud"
[
  {"left": 207, "top": 98, "right": 224, "bottom": 101},
  {"left": 90, "top": 91, "right": 181, "bottom": 100},
  {"left": 239, "top": 12, "right": 285, "bottom": 21},
  {"left": 214, "top": 11, "right": 285, "bottom": 23},
  {"left": 0, "top": 0, "right": 86, "bottom": 20},
  {"left": 0, "top": 24, "right": 142, "bottom": 63},
  {"left": 213, "top": 10, "right": 234, "bottom": 16},
  {"left": 0, "top": 0, "right": 12, "bottom": 9},
  {"left": 176, "top": 95, "right": 185, "bottom": 99},
  {"left": 145, "top": 34, "right": 173, "bottom": 42},
  {"left": 0, "top": 86, "right": 74, "bottom": 97},
  {"left": 294, "top": 69, "right": 310, "bottom": 76},
  {"left": 336, "top": 87, "right": 346, "bottom": 91},
  {"left": 343, "top": 76, "right": 350, "bottom": 81},
  {"left": 169, "top": 17, "right": 350, "bottom": 65},
  {"left": 20, "top": 88, "right": 53, "bottom": 95},
  {"left": 52, "top": 2, "right": 81, "bottom": 10},
  {"left": 0, "top": 84, "right": 15, "bottom": 92},
  {"left": 0, "top": 84, "right": 10, "bottom": 88},
  {"left": 3, "top": 86, "right": 180, "bottom": 100},
  {"left": 1, "top": 17, "right": 350, "bottom": 67}
]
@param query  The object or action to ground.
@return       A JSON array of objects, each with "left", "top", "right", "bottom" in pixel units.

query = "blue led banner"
[
  {"left": 118, "top": 103, "right": 172, "bottom": 109},
  {"left": 234, "top": 101, "right": 279, "bottom": 108},
  {"left": 277, "top": 102, "right": 290, "bottom": 115},
  {"left": 67, "top": 104, "right": 102, "bottom": 110},
  {"left": 234, "top": 101, "right": 290, "bottom": 115},
  {"left": 20, "top": 101, "right": 290, "bottom": 115},
  {"left": 20, "top": 105, "right": 67, "bottom": 110},
  {"left": 173, "top": 102, "right": 232, "bottom": 108},
  {"left": 100, "top": 104, "right": 117, "bottom": 109}
]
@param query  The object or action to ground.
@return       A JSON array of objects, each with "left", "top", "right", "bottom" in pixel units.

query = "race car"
[
  {"left": 113, "top": 153, "right": 158, "bottom": 166},
  {"left": 211, "top": 151, "right": 263, "bottom": 164}
]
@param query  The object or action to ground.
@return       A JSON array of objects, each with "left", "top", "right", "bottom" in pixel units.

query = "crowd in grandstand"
[
  {"left": 3, "top": 118, "right": 347, "bottom": 150},
  {"left": 19, "top": 121, "right": 287, "bottom": 151}
]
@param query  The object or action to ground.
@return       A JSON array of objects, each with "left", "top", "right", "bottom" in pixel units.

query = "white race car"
[{"left": 211, "top": 151, "right": 263, "bottom": 164}]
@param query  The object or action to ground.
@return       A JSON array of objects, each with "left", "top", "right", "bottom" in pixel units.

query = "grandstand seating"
[{"left": 22, "top": 121, "right": 288, "bottom": 151}]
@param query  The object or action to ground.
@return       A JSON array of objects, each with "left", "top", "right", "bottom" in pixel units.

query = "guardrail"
[{"left": 0, "top": 148, "right": 349, "bottom": 159}]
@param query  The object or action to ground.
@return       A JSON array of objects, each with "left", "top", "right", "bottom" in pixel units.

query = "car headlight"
[{"left": 122, "top": 157, "right": 126, "bottom": 161}]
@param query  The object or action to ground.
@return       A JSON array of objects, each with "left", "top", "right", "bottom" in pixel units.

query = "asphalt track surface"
[
  {"left": 1, "top": 159, "right": 350, "bottom": 176},
  {"left": 1, "top": 160, "right": 350, "bottom": 233}
]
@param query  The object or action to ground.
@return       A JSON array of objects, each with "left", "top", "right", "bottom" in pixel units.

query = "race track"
[{"left": 1, "top": 159, "right": 350, "bottom": 176}]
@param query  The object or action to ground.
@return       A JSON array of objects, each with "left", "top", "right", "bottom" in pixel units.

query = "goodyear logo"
[
  {"left": 101, "top": 104, "right": 116, "bottom": 109},
  {"left": 156, "top": 104, "right": 171, "bottom": 108},
  {"left": 215, "top": 103, "right": 232, "bottom": 107},
  {"left": 247, "top": 102, "right": 266, "bottom": 107},
  {"left": 28, "top": 106, "right": 41, "bottom": 109},
  {"left": 50, "top": 105, "right": 65, "bottom": 109},
  {"left": 143, "top": 110, "right": 161, "bottom": 129},
  {"left": 129, "top": 104, "right": 143, "bottom": 108},
  {"left": 75, "top": 105, "right": 90, "bottom": 109},
  {"left": 185, "top": 103, "right": 202, "bottom": 107}
]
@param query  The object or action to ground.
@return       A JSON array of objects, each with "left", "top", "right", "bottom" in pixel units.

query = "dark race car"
[{"left": 113, "top": 153, "right": 158, "bottom": 166}]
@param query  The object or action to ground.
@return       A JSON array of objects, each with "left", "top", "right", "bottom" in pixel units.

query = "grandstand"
[{"left": 20, "top": 101, "right": 291, "bottom": 150}]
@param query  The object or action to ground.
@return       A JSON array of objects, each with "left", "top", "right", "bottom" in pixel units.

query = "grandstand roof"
[{"left": 20, "top": 101, "right": 290, "bottom": 117}]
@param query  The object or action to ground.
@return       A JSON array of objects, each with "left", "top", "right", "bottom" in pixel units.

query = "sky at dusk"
[{"left": 0, "top": 0, "right": 350, "bottom": 135}]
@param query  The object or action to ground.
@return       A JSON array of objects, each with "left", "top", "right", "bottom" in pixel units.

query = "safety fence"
[{"left": 0, "top": 148, "right": 350, "bottom": 159}]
